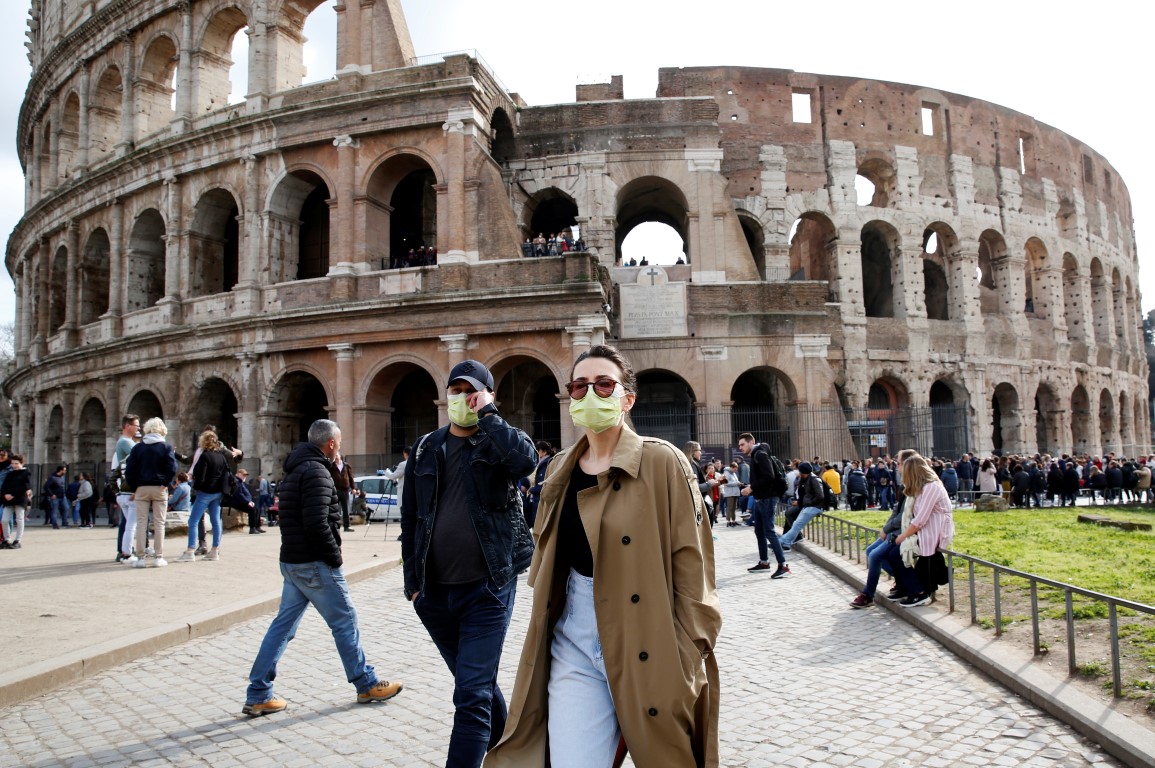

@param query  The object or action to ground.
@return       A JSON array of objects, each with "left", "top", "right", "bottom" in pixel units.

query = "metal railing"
[{"left": 803, "top": 511, "right": 1155, "bottom": 699}]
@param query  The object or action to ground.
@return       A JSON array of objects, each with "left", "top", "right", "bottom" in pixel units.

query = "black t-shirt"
[
  {"left": 557, "top": 464, "right": 599, "bottom": 577},
  {"left": 427, "top": 433, "right": 489, "bottom": 585}
]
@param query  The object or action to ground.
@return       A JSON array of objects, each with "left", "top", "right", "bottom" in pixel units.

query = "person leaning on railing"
[{"left": 887, "top": 454, "right": 956, "bottom": 608}]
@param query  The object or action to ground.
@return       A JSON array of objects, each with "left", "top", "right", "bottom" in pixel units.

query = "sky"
[{"left": 1, "top": 0, "right": 1152, "bottom": 326}]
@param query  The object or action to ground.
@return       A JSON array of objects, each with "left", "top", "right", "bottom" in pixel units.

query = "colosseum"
[{"left": 4, "top": 0, "right": 1149, "bottom": 476}]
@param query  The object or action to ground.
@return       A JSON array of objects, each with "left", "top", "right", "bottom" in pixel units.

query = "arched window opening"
[
  {"left": 861, "top": 222, "right": 896, "bottom": 318},
  {"left": 923, "top": 260, "right": 949, "bottom": 320},
  {"left": 60, "top": 92, "right": 81, "bottom": 180},
  {"left": 89, "top": 66, "right": 123, "bottom": 165},
  {"left": 301, "top": 0, "right": 337, "bottom": 86},
  {"left": 856, "top": 158, "right": 895, "bottom": 207},
  {"left": 127, "top": 209, "right": 167, "bottom": 311},
  {"left": 1025, "top": 238, "right": 1048, "bottom": 318},
  {"left": 730, "top": 369, "right": 795, "bottom": 459},
  {"left": 38, "top": 121, "right": 53, "bottom": 191},
  {"left": 189, "top": 189, "right": 241, "bottom": 296},
  {"left": 196, "top": 8, "right": 249, "bottom": 113},
  {"left": 490, "top": 108, "right": 515, "bottom": 165},
  {"left": 77, "top": 398, "right": 106, "bottom": 461},
  {"left": 49, "top": 246, "right": 68, "bottom": 332},
  {"left": 387, "top": 369, "right": 438, "bottom": 456},
  {"left": 1090, "top": 259, "right": 1110, "bottom": 344},
  {"left": 189, "top": 378, "right": 240, "bottom": 452},
  {"left": 138, "top": 35, "right": 178, "bottom": 137},
  {"left": 228, "top": 27, "right": 249, "bottom": 104},
  {"left": 930, "top": 380, "right": 967, "bottom": 459},
  {"left": 493, "top": 358, "right": 561, "bottom": 449},
  {"left": 525, "top": 191, "right": 578, "bottom": 256},
  {"left": 390, "top": 169, "right": 438, "bottom": 267},
  {"left": 79, "top": 229, "right": 111, "bottom": 325},
  {"left": 267, "top": 372, "right": 329, "bottom": 463},
  {"left": 1099, "top": 389, "right": 1116, "bottom": 454},
  {"left": 298, "top": 185, "right": 331, "bottom": 279},
  {"left": 269, "top": 170, "right": 331, "bottom": 282},
  {"left": 738, "top": 214, "right": 766, "bottom": 279},
  {"left": 788, "top": 213, "right": 835, "bottom": 282},
  {"left": 632, "top": 370, "right": 696, "bottom": 447},
  {"left": 977, "top": 230, "right": 1005, "bottom": 315},
  {"left": 868, "top": 382, "right": 896, "bottom": 410},
  {"left": 615, "top": 176, "right": 689, "bottom": 265},
  {"left": 127, "top": 390, "right": 164, "bottom": 424},
  {"left": 991, "top": 383, "right": 1020, "bottom": 455}
]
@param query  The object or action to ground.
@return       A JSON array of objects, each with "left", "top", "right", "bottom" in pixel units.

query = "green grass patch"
[
  {"left": 1077, "top": 660, "right": 1106, "bottom": 677},
  {"left": 832, "top": 506, "right": 1155, "bottom": 606}
]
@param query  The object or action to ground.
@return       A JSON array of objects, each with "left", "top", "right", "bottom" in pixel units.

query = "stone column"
[
  {"left": 18, "top": 255, "right": 32, "bottom": 364},
  {"left": 33, "top": 239, "right": 49, "bottom": 360},
  {"left": 173, "top": 2, "right": 193, "bottom": 131},
  {"left": 118, "top": 32, "right": 135, "bottom": 154},
  {"left": 442, "top": 116, "right": 468, "bottom": 263},
  {"left": 47, "top": 108, "right": 60, "bottom": 193},
  {"left": 62, "top": 220, "right": 80, "bottom": 347},
  {"left": 330, "top": 136, "right": 359, "bottom": 298},
  {"left": 686, "top": 149, "right": 724, "bottom": 281},
  {"left": 33, "top": 396, "right": 49, "bottom": 466},
  {"left": 30, "top": 122, "right": 42, "bottom": 202},
  {"left": 77, "top": 63, "right": 90, "bottom": 171},
  {"left": 439, "top": 334, "right": 469, "bottom": 428},
  {"left": 236, "top": 352, "right": 260, "bottom": 457},
  {"left": 995, "top": 256, "right": 1027, "bottom": 321},
  {"left": 103, "top": 199, "right": 124, "bottom": 338},
  {"left": 60, "top": 388, "right": 77, "bottom": 463},
  {"left": 794, "top": 334, "right": 835, "bottom": 457},
  {"left": 339, "top": 0, "right": 363, "bottom": 72},
  {"left": 328, "top": 343, "right": 356, "bottom": 441},
  {"left": 232, "top": 155, "right": 263, "bottom": 313},
  {"left": 159, "top": 176, "right": 183, "bottom": 325}
]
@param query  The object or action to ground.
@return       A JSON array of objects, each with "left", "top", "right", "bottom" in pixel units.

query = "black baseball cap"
[{"left": 448, "top": 360, "right": 494, "bottom": 392}]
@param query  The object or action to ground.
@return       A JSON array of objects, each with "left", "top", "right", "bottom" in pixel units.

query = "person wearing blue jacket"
[{"left": 125, "top": 417, "right": 178, "bottom": 568}]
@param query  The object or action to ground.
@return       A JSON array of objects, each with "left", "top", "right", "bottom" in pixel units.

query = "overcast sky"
[{"left": 2, "top": 0, "right": 1151, "bottom": 328}]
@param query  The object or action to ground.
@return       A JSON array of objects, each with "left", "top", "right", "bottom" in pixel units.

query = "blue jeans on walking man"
[
  {"left": 779, "top": 505, "right": 822, "bottom": 548},
  {"left": 246, "top": 561, "right": 380, "bottom": 705},
  {"left": 752, "top": 496, "right": 786, "bottom": 565},
  {"left": 414, "top": 577, "right": 517, "bottom": 767}
]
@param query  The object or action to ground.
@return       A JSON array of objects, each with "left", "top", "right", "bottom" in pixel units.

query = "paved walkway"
[{"left": 0, "top": 523, "right": 1126, "bottom": 767}]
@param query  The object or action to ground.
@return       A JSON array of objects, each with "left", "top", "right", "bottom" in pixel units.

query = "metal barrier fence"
[{"left": 805, "top": 512, "right": 1155, "bottom": 699}]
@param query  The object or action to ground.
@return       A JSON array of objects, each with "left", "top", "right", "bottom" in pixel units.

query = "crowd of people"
[
  {"left": 386, "top": 244, "right": 438, "bottom": 270},
  {"left": 521, "top": 231, "right": 585, "bottom": 258}
]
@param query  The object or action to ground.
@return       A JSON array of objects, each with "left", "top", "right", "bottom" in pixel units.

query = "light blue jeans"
[
  {"left": 779, "top": 505, "right": 822, "bottom": 548},
  {"left": 548, "top": 569, "right": 620, "bottom": 768},
  {"left": 246, "top": 561, "right": 377, "bottom": 705},
  {"left": 187, "top": 491, "right": 222, "bottom": 549}
]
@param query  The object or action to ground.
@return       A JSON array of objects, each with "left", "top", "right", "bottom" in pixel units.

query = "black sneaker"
[
  {"left": 10, "top": 541, "right": 20, "bottom": 549},
  {"left": 746, "top": 562, "right": 772, "bottom": 573},
  {"left": 770, "top": 564, "right": 791, "bottom": 579},
  {"left": 899, "top": 593, "right": 932, "bottom": 608},
  {"left": 885, "top": 587, "right": 906, "bottom": 601}
]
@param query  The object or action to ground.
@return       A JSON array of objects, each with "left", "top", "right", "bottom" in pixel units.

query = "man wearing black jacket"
[
  {"left": 738, "top": 432, "right": 790, "bottom": 578},
  {"left": 243, "top": 419, "right": 403, "bottom": 717}
]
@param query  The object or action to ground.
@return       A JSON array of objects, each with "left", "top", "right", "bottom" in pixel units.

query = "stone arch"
[
  {"left": 521, "top": 188, "right": 579, "bottom": 249},
  {"left": 632, "top": 368, "right": 697, "bottom": 447},
  {"left": 189, "top": 188, "right": 241, "bottom": 296},
  {"left": 363, "top": 360, "right": 439, "bottom": 458},
  {"left": 1099, "top": 388, "right": 1116, "bottom": 455},
  {"left": 126, "top": 389, "right": 165, "bottom": 424},
  {"left": 365, "top": 153, "right": 439, "bottom": 269},
  {"left": 490, "top": 353, "right": 563, "bottom": 448},
  {"left": 1071, "top": 384, "right": 1092, "bottom": 455},
  {"left": 1062, "top": 253, "right": 1085, "bottom": 342},
  {"left": 787, "top": 212, "right": 835, "bottom": 282},
  {"left": 187, "top": 374, "right": 243, "bottom": 450},
  {"left": 49, "top": 245, "right": 68, "bottom": 333},
  {"left": 1024, "top": 237, "right": 1048, "bottom": 318},
  {"left": 489, "top": 107, "right": 516, "bottom": 165},
  {"left": 614, "top": 176, "right": 690, "bottom": 263},
  {"left": 138, "top": 33, "right": 179, "bottom": 138},
  {"left": 977, "top": 229, "right": 1005, "bottom": 315},
  {"left": 868, "top": 375, "right": 910, "bottom": 411},
  {"left": 991, "top": 382, "right": 1021, "bottom": 455},
  {"left": 1034, "top": 382, "right": 1060, "bottom": 455},
  {"left": 1090, "top": 258, "right": 1111, "bottom": 344},
  {"left": 79, "top": 229, "right": 111, "bottom": 325},
  {"left": 856, "top": 156, "right": 895, "bottom": 208},
  {"left": 193, "top": 4, "right": 251, "bottom": 114},
  {"left": 735, "top": 210, "right": 766, "bottom": 279},
  {"left": 268, "top": 169, "right": 331, "bottom": 282},
  {"left": 922, "top": 222, "right": 958, "bottom": 321},
  {"left": 89, "top": 65, "right": 122, "bottom": 165},
  {"left": 77, "top": 396, "right": 107, "bottom": 461},
  {"left": 861, "top": 220, "right": 899, "bottom": 318},
  {"left": 265, "top": 368, "right": 331, "bottom": 463},
  {"left": 46, "top": 405, "right": 65, "bottom": 465},
  {"left": 930, "top": 378, "right": 969, "bottom": 459},
  {"left": 270, "top": 0, "right": 332, "bottom": 91},
  {"left": 59, "top": 91, "right": 81, "bottom": 181},
  {"left": 127, "top": 208, "right": 167, "bottom": 311},
  {"left": 730, "top": 367, "right": 796, "bottom": 458}
]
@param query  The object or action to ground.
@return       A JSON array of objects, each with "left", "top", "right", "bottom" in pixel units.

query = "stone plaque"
[{"left": 620, "top": 266, "right": 688, "bottom": 339}]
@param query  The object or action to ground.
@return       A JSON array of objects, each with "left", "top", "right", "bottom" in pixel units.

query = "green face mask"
[
  {"left": 569, "top": 389, "right": 623, "bottom": 433},
  {"left": 447, "top": 393, "right": 479, "bottom": 427}
]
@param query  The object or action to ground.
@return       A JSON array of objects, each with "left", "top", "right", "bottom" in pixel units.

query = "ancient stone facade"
[{"left": 5, "top": 0, "right": 1148, "bottom": 475}]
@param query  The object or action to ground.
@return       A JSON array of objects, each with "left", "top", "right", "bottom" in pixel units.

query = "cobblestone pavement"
[{"left": 0, "top": 525, "right": 1122, "bottom": 767}]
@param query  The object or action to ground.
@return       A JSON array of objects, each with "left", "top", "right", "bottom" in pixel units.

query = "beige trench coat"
[{"left": 486, "top": 426, "right": 722, "bottom": 767}]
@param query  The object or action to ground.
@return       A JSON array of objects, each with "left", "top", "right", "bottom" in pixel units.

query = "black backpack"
[
  {"left": 819, "top": 476, "right": 837, "bottom": 510},
  {"left": 757, "top": 444, "right": 788, "bottom": 496}
]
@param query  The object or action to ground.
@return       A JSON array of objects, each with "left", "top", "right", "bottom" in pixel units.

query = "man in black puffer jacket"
[{"left": 243, "top": 419, "right": 403, "bottom": 717}]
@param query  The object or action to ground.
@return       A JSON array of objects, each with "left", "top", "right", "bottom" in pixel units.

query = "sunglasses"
[{"left": 565, "top": 377, "right": 624, "bottom": 399}]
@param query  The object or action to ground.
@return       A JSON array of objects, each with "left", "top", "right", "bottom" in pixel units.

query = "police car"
[{"left": 354, "top": 474, "right": 400, "bottom": 522}]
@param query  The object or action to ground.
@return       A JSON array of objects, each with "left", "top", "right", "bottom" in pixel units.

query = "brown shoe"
[
  {"left": 242, "top": 697, "right": 287, "bottom": 717},
  {"left": 357, "top": 680, "right": 403, "bottom": 704}
]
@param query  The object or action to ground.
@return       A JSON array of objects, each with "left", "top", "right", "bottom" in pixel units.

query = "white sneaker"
[
  {"left": 176, "top": 550, "right": 197, "bottom": 562},
  {"left": 125, "top": 555, "right": 139, "bottom": 565},
  {"left": 202, "top": 550, "right": 220, "bottom": 561},
  {"left": 132, "top": 557, "right": 147, "bottom": 569},
  {"left": 145, "top": 546, "right": 155, "bottom": 556},
  {"left": 154, "top": 557, "right": 168, "bottom": 567}
]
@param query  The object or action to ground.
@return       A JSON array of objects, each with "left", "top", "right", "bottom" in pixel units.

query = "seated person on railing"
[
  {"left": 849, "top": 449, "right": 916, "bottom": 609},
  {"left": 886, "top": 454, "right": 955, "bottom": 608},
  {"left": 778, "top": 462, "right": 824, "bottom": 549}
]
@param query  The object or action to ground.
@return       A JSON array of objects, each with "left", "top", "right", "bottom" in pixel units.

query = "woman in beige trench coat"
[{"left": 485, "top": 344, "right": 722, "bottom": 768}]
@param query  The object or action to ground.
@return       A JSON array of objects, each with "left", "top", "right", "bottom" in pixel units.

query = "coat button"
[
  {"left": 639, "top": 651, "right": 648, "bottom": 661},
  {"left": 631, "top": 594, "right": 640, "bottom": 603},
  {"left": 612, "top": 481, "right": 621, "bottom": 491},
  {"left": 648, "top": 708, "right": 658, "bottom": 717},
  {"left": 621, "top": 536, "right": 631, "bottom": 545}
]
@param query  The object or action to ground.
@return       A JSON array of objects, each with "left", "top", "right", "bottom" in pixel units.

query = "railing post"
[
  {"left": 947, "top": 552, "right": 955, "bottom": 613},
  {"left": 994, "top": 569, "right": 1002, "bottom": 637},
  {"left": 1109, "top": 601, "right": 1122, "bottom": 698},
  {"left": 1066, "top": 590, "right": 1076, "bottom": 676},
  {"left": 969, "top": 561, "right": 977, "bottom": 625},
  {"left": 1030, "top": 581, "right": 1040, "bottom": 656}
]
